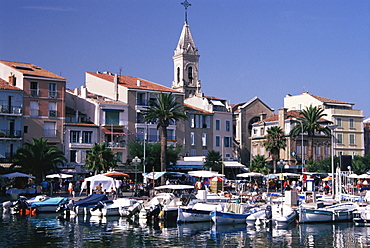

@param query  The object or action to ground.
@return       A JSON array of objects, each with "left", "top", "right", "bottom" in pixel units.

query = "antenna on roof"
[
  {"left": 181, "top": 0, "right": 191, "bottom": 24},
  {"left": 119, "top": 67, "right": 122, "bottom": 77},
  {"left": 303, "top": 86, "right": 308, "bottom": 93}
]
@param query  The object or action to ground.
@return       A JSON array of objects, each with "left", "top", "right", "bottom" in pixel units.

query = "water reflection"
[{"left": 1, "top": 212, "right": 370, "bottom": 247}]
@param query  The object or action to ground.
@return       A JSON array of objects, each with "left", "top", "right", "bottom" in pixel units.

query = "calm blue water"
[{"left": 0, "top": 213, "right": 370, "bottom": 247}]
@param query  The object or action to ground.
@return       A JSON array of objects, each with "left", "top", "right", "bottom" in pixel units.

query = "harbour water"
[{"left": 1, "top": 213, "right": 370, "bottom": 247}]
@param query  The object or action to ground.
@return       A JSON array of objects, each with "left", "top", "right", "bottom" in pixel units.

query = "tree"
[
  {"left": 290, "top": 105, "right": 331, "bottom": 160},
  {"left": 84, "top": 143, "right": 118, "bottom": 174},
  {"left": 263, "top": 126, "right": 287, "bottom": 173},
  {"left": 127, "top": 141, "right": 182, "bottom": 172},
  {"left": 203, "top": 150, "right": 222, "bottom": 172},
  {"left": 11, "top": 138, "right": 67, "bottom": 183},
  {"left": 250, "top": 154, "right": 269, "bottom": 174},
  {"left": 141, "top": 92, "right": 188, "bottom": 184}
]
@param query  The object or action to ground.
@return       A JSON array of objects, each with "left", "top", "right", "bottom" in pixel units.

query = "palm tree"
[
  {"left": 141, "top": 92, "right": 188, "bottom": 185},
  {"left": 11, "top": 138, "right": 67, "bottom": 183},
  {"left": 203, "top": 150, "right": 222, "bottom": 172},
  {"left": 290, "top": 105, "right": 331, "bottom": 160},
  {"left": 84, "top": 143, "right": 118, "bottom": 174},
  {"left": 263, "top": 126, "right": 287, "bottom": 173},
  {"left": 250, "top": 154, "right": 269, "bottom": 175}
]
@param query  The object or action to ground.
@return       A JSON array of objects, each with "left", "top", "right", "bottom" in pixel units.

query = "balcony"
[
  {"left": 0, "top": 105, "right": 22, "bottom": 115},
  {"left": 49, "top": 110, "right": 57, "bottom": 117},
  {"left": 0, "top": 129, "right": 22, "bottom": 138},
  {"left": 30, "top": 89, "right": 39, "bottom": 97},
  {"left": 49, "top": 91, "right": 57, "bottom": 99}
]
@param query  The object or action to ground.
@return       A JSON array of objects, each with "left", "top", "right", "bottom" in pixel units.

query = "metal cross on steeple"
[{"left": 181, "top": 0, "right": 191, "bottom": 23}]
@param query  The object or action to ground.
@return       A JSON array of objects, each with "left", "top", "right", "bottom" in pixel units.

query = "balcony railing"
[
  {"left": 30, "top": 89, "right": 39, "bottom": 97},
  {"left": 0, "top": 129, "right": 22, "bottom": 138},
  {"left": 107, "top": 142, "right": 126, "bottom": 148},
  {"left": 0, "top": 105, "right": 22, "bottom": 114},
  {"left": 49, "top": 91, "right": 57, "bottom": 99}
]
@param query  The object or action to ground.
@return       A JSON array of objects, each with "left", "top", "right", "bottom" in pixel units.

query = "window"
[
  {"left": 202, "top": 133, "right": 207, "bottom": 146},
  {"left": 30, "top": 81, "right": 38, "bottom": 97},
  {"left": 30, "top": 101, "right": 39, "bottom": 116},
  {"left": 49, "top": 83, "right": 57, "bottom": 98},
  {"left": 149, "top": 128, "right": 158, "bottom": 142},
  {"left": 70, "top": 150, "right": 77, "bottom": 163},
  {"left": 226, "top": 120, "right": 230, "bottom": 132},
  {"left": 190, "top": 115, "right": 195, "bottom": 128},
  {"left": 105, "top": 110, "right": 120, "bottom": 125},
  {"left": 336, "top": 118, "right": 342, "bottom": 127},
  {"left": 82, "top": 131, "right": 92, "bottom": 143},
  {"left": 337, "top": 133, "right": 343, "bottom": 144},
  {"left": 349, "top": 134, "right": 355, "bottom": 145},
  {"left": 167, "top": 129, "right": 175, "bottom": 140},
  {"left": 188, "top": 66, "right": 193, "bottom": 81},
  {"left": 70, "top": 131, "right": 80, "bottom": 143},
  {"left": 48, "top": 102, "right": 57, "bottom": 117},
  {"left": 177, "top": 67, "right": 180, "bottom": 83},
  {"left": 216, "top": 120, "right": 220, "bottom": 131},
  {"left": 24, "top": 126, "right": 28, "bottom": 133},
  {"left": 349, "top": 118, "right": 354, "bottom": 128},
  {"left": 190, "top": 149, "right": 196, "bottom": 156},
  {"left": 202, "top": 116, "right": 210, "bottom": 128},
  {"left": 202, "top": 150, "right": 208, "bottom": 156},
  {"left": 215, "top": 136, "right": 220, "bottom": 147},
  {"left": 43, "top": 122, "right": 56, "bottom": 137},
  {"left": 136, "top": 92, "right": 146, "bottom": 106},
  {"left": 190, "top": 132, "right": 195, "bottom": 146},
  {"left": 260, "top": 127, "right": 264, "bottom": 136},
  {"left": 136, "top": 128, "right": 145, "bottom": 141},
  {"left": 224, "top": 137, "right": 232, "bottom": 147},
  {"left": 195, "top": 115, "right": 200, "bottom": 128}
]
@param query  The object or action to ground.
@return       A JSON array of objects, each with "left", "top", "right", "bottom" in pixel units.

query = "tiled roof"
[
  {"left": 66, "top": 88, "right": 127, "bottom": 105},
  {"left": 308, "top": 93, "right": 350, "bottom": 104},
  {"left": 203, "top": 95, "right": 225, "bottom": 101},
  {"left": 0, "top": 60, "right": 65, "bottom": 80},
  {"left": 87, "top": 72, "right": 179, "bottom": 93},
  {"left": 260, "top": 110, "right": 329, "bottom": 123},
  {"left": 184, "top": 103, "right": 212, "bottom": 114},
  {"left": 0, "top": 78, "right": 22, "bottom": 90}
]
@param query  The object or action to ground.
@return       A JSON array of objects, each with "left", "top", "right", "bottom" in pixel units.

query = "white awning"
[{"left": 223, "top": 161, "right": 246, "bottom": 168}]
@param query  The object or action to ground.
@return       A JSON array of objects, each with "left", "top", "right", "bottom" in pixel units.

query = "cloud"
[{"left": 22, "top": 6, "right": 75, "bottom": 12}]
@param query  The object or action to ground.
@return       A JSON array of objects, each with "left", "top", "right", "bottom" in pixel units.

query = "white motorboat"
[
  {"left": 30, "top": 197, "right": 69, "bottom": 213},
  {"left": 271, "top": 204, "right": 297, "bottom": 227},
  {"left": 246, "top": 208, "right": 266, "bottom": 226},
  {"left": 177, "top": 202, "right": 224, "bottom": 223},
  {"left": 353, "top": 206, "right": 370, "bottom": 226},
  {"left": 90, "top": 198, "right": 139, "bottom": 217},
  {"left": 298, "top": 202, "right": 358, "bottom": 223}
]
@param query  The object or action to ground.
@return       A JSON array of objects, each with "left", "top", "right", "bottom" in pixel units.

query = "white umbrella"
[
  {"left": 188, "top": 170, "right": 224, "bottom": 178},
  {"left": 46, "top": 173, "right": 73, "bottom": 179},
  {"left": 358, "top": 174, "right": 370, "bottom": 179},
  {"left": 236, "top": 172, "right": 264, "bottom": 178},
  {"left": 348, "top": 174, "right": 361, "bottom": 179},
  {"left": 3, "top": 172, "right": 35, "bottom": 179}
]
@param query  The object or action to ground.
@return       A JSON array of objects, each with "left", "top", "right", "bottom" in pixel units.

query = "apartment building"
[
  {"left": 0, "top": 60, "right": 66, "bottom": 150},
  {"left": 251, "top": 108, "right": 332, "bottom": 172},
  {"left": 284, "top": 92, "right": 364, "bottom": 157},
  {"left": 0, "top": 78, "right": 23, "bottom": 165}
]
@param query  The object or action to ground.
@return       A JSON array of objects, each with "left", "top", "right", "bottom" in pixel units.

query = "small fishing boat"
[
  {"left": 298, "top": 202, "right": 358, "bottom": 223},
  {"left": 90, "top": 198, "right": 139, "bottom": 217},
  {"left": 31, "top": 197, "right": 69, "bottom": 213},
  {"left": 353, "top": 206, "right": 370, "bottom": 226},
  {"left": 271, "top": 204, "right": 297, "bottom": 227},
  {"left": 210, "top": 202, "right": 253, "bottom": 224},
  {"left": 177, "top": 202, "right": 224, "bottom": 223}
]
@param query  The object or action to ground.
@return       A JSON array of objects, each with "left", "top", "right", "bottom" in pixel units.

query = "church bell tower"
[{"left": 172, "top": 0, "right": 201, "bottom": 98}]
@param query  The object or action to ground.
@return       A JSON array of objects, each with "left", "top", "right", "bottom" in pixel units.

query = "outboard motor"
[
  {"left": 13, "top": 197, "right": 30, "bottom": 213},
  {"left": 146, "top": 203, "right": 162, "bottom": 220},
  {"left": 265, "top": 205, "right": 272, "bottom": 220}
]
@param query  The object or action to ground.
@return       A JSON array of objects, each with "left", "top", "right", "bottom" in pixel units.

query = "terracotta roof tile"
[
  {"left": 260, "top": 110, "right": 329, "bottom": 123},
  {"left": 0, "top": 60, "right": 65, "bottom": 80},
  {"left": 0, "top": 78, "right": 22, "bottom": 91},
  {"left": 184, "top": 103, "right": 212, "bottom": 114},
  {"left": 87, "top": 72, "right": 179, "bottom": 93},
  {"left": 308, "top": 93, "right": 350, "bottom": 104}
]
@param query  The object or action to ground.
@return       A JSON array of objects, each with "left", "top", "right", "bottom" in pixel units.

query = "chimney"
[
  {"left": 137, "top": 79, "right": 141, "bottom": 87},
  {"left": 8, "top": 74, "right": 16, "bottom": 86},
  {"left": 278, "top": 108, "right": 287, "bottom": 132},
  {"left": 260, "top": 113, "right": 267, "bottom": 121},
  {"left": 74, "top": 88, "right": 78, "bottom": 95},
  {"left": 114, "top": 74, "right": 119, "bottom": 101},
  {"left": 81, "top": 86, "right": 87, "bottom": 99}
]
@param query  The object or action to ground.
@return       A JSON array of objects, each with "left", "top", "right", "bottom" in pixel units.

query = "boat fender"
[{"left": 265, "top": 205, "right": 272, "bottom": 220}]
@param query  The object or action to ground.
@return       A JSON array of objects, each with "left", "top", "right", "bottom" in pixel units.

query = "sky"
[{"left": 1, "top": 0, "right": 369, "bottom": 118}]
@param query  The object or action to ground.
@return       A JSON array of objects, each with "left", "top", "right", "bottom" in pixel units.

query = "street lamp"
[
  {"left": 132, "top": 156, "right": 141, "bottom": 196},
  {"left": 326, "top": 124, "right": 338, "bottom": 198}
]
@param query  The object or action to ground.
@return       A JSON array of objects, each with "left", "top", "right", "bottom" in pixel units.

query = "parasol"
[{"left": 104, "top": 171, "right": 130, "bottom": 178}]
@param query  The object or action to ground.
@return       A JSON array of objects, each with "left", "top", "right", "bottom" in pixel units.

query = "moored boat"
[
  {"left": 210, "top": 202, "right": 253, "bottom": 224},
  {"left": 298, "top": 202, "right": 358, "bottom": 223},
  {"left": 177, "top": 202, "right": 224, "bottom": 223},
  {"left": 271, "top": 204, "right": 297, "bottom": 227},
  {"left": 353, "top": 206, "right": 370, "bottom": 226},
  {"left": 30, "top": 197, "right": 69, "bottom": 213}
]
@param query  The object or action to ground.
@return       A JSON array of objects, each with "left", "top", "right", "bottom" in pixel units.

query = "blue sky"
[{"left": 1, "top": 1, "right": 369, "bottom": 118}]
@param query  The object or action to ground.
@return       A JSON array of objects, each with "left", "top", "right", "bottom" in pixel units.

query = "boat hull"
[
  {"left": 211, "top": 211, "right": 249, "bottom": 224},
  {"left": 299, "top": 207, "right": 355, "bottom": 223},
  {"left": 177, "top": 208, "right": 211, "bottom": 223}
]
